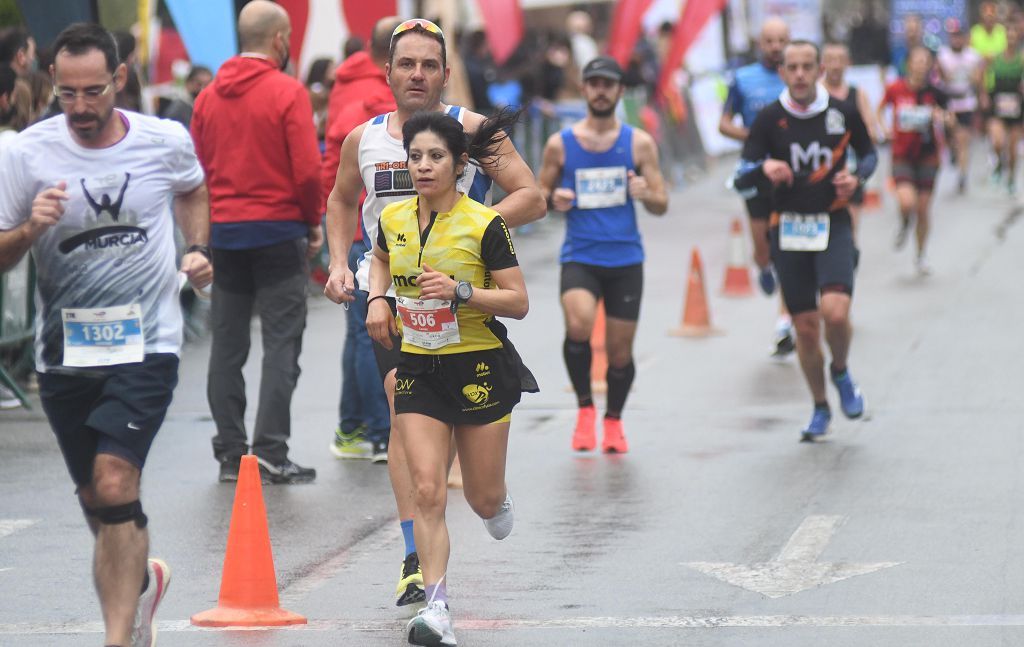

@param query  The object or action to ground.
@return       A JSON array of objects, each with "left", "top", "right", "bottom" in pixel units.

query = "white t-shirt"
[
  {"left": 0, "top": 111, "right": 205, "bottom": 372},
  {"left": 938, "top": 46, "right": 983, "bottom": 113}
]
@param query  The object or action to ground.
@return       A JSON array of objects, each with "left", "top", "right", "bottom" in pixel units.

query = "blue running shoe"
[
  {"left": 800, "top": 406, "right": 832, "bottom": 442},
  {"left": 758, "top": 265, "right": 777, "bottom": 295},
  {"left": 831, "top": 370, "right": 865, "bottom": 419}
]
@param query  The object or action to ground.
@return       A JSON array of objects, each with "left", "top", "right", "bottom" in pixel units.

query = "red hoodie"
[
  {"left": 320, "top": 53, "right": 396, "bottom": 221},
  {"left": 192, "top": 56, "right": 321, "bottom": 230}
]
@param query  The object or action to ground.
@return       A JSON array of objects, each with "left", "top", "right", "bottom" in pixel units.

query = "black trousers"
[{"left": 208, "top": 237, "right": 308, "bottom": 465}]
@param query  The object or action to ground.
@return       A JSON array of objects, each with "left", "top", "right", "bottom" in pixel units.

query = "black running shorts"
[
  {"left": 394, "top": 344, "right": 536, "bottom": 426},
  {"left": 370, "top": 296, "right": 402, "bottom": 382},
  {"left": 560, "top": 262, "right": 643, "bottom": 321},
  {"left": 38, "top": 353, "right": 179, "bottom": 486},
  {"left": 892, "top": 153, "right": 940, "bottom": 191},
  {"left": 744, "top": 193, "right": 772, "bottom": 221},
  {"left": 770, "top": 210, "right": 856, "bottom": 316}
]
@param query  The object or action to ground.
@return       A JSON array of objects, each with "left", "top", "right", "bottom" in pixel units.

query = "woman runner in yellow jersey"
[{"left": 366, "top": 108, "right": 536, "bottom": 647}]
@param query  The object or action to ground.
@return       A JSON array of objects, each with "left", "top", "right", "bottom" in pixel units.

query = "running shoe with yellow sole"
[{"left": 396, "top": 551, "right": 426, "bottom": 607}]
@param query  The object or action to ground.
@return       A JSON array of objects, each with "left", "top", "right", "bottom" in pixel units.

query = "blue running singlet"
[
  {"left": 558, "top": 124, "right": 643, "bottom": 267},
  {"left": 724, "top": 62, "right": 786, "bottom": 127}
]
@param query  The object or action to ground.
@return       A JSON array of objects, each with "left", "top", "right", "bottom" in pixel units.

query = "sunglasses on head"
[{"left": 390, "top": 19, "right": 445, "bottom": 50}]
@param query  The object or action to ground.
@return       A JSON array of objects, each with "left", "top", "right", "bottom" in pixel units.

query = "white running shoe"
[
  {"left": 482, "top": 491, "right": 514, "bottom": 540},
  {"left": 131, "top": 558, "right": 171, "bottom": 647},
  {"left": 407, "top": 599, "right": 457, "bottom": 646},
  {"left": 915, "top": 254, "right": 933, "bottom": 276},
  {"left": 0, "top": 385, "right": 20, "bottom": 409}
]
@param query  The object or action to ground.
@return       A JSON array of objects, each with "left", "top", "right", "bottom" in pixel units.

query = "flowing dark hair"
[{"left": 401, "top": 107, "right": 522, "bottom": 177}]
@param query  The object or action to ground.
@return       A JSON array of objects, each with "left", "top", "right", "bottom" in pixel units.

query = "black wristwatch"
[
  {"left": 185, "top": 244, "right": 211, "bottom": 261},
  {"left": 455, "top": 281, "right": 474, "bottom": 304},
  {"left": 450, "top": 280, "right": 473, "bottom": 314}
]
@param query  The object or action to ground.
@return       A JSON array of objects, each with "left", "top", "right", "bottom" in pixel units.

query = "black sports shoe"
[
  {"left": 371, "top": 441, "right": 389, "bottom": 464},
  {"left": 218, "top": 457, "right": 241, "bottom": 483},
  {"left": 256, "top": 457, "right": 316, "bottom": 484},
  {"left": 395, "top": 551, "right": 425, "bottom": 607}
]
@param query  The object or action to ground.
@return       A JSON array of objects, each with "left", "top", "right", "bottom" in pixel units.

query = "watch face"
[{"left": 457, "top": 282, "right": 472, "bottom": 300}]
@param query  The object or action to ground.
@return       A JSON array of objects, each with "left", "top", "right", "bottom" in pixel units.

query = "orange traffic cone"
[
  {"left": 670, "top": 248, "right": 718, "bottom": 337},
  {"left": 862, "top": 187, "right": 881, "bottom": 211},
  {"left": 722, "top": 218, "right": 754, "bottom": 297},
  {"left": 591, "top": 300, "right": 608, "bottom": 393},
  {"left": 191, "top": 455, "right": 307, "bottom": 627}
]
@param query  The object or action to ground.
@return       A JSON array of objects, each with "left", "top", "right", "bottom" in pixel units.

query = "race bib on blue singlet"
[{"left": 575, "top": 166, "right": 627, "bottom": 209}]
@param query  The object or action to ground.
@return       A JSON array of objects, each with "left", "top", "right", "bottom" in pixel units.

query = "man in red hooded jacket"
[
  {"left": 322, "top": 17, "right": 401, "bottom": 461},
  {"left": 191, "top": 0, "right": 321, "bottom": 484}
]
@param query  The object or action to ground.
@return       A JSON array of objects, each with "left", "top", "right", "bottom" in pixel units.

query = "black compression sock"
[
  {"left": 563, "top": 338, "right": 593, "bottom": 408},
  {"left": 606, "top": 362, "right": 636, "bottom": 418}
]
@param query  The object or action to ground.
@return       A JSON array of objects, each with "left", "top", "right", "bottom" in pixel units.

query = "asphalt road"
[{"left": 1, "top": 149, "right": 1022, "bottom": 646}]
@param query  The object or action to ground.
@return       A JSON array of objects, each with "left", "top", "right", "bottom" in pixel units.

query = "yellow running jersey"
[{"left": 378, "top": 194, "right": 519, "bottom": 355}]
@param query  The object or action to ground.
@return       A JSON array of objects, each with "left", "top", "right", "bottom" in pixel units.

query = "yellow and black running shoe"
[{"left": 396, "top": 551, "right": 426, "bottom": 607}]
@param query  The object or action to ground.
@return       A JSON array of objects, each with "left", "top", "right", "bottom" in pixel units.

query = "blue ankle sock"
[
  {"left": 401, "top": 519, "right": 416, "bottom": 556},
  {"left": 425, "top": 581, "right": 447, "bottom": 605}
]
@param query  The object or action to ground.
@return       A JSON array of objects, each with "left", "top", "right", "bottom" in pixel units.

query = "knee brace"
[{"left": 80, "top": 498, "right": 148, "bottom": 529}]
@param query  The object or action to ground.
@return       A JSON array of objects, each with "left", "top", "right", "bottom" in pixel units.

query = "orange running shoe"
[
  {"left": 571, "top": 406, "right": 597, "bottom": 451},
  {"left": 601, "top": 417, "right": 629, "bottom": 454}
]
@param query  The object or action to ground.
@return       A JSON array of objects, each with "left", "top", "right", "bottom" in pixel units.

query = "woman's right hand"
[{"left": 366, "top": 297, "right": 399, "bottom": 350}]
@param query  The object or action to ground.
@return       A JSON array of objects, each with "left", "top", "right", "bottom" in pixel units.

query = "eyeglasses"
[
  {"left": 53, "top": 82, "right": 114, "bottom": 105},
  {"left": 390, "top": 19, "right": 445, "bottom": 50}
]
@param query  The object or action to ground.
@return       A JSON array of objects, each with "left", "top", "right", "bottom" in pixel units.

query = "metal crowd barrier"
[{"left": 0, "top": 255, "right": 35, "bottom": 409}]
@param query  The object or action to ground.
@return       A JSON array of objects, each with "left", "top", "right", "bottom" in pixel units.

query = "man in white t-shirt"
[
  {"left": 937, "top": 22, "right": 983, "bottom": 193},
  {"left": 0, "top": 24, "right": 210, "bottom": 647}
]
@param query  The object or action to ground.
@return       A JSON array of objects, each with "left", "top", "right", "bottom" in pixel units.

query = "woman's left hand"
[{"left": 417, "top": 263, "right": 457, "bottom": 301}]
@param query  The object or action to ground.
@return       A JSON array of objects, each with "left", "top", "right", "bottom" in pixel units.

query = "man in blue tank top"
[
  {"left": 538, "top": 56, "right": 668, "bottom": 454},
  {"left": 720, "top": 17, "right": 796, "bottom": 357}
]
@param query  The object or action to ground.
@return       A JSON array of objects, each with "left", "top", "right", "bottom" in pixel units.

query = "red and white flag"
[
  {"left": 275, "top": 0, "right": 398, "bottom": 77},
  {"left": 475, "top": 0, "right": 524, "bottom": 66},
  {"left": 656, "top": 0, "right": 728, "bottom": 101},
  {"left": 607, "top": 0, "right": 655, "bottom": 68}
]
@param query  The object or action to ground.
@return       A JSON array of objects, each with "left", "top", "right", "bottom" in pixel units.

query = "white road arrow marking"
[
  {"left": 684, "top": 515, "right": 901, "bottom": 598},
  {"left": 0, "top": 519, "right": 36, "bottom": 540}
]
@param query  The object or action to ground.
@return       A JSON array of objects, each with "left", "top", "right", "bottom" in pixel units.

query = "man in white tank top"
[{"left": 323, "top": 18, "right": 544, "bottom": 608}]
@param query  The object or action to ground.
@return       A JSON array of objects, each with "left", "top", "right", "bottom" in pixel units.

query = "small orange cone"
[
  {"left": 722, "top": 218, "right": 754, "bottom": 297},
  {"left": 191, "top": 455, "right": 307, "bottom": 627},
  {"left": 862, "top": 188, "right": 881, "bottom": 211},
  {"left": 670, "top": 248, "right": 717, "bottom": 337},
  {"left": 590, "top": 300, "right": 608, "bottom": 393}
]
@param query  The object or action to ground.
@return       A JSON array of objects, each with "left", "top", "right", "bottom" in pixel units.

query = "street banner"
[
  {"left": 276, "top": 0, "right": 397, "bottom": 79},
  {"left": 657, "top": 0, "right": 728, "bottom": 102},
  {"left": 164, "top": 0, "right": 237, "bottom": 73},
  {"left": 890, "top": 0, "right": 967, "bottom": 50},
  {"left": 748, "top": 0, "right": 821, "bottom": 42},
  {"left": 607, "top": 0, "right": 655, "bottom": 68},
  {"left": 475, "top": 0, "right": 524, "bottom": 66}
]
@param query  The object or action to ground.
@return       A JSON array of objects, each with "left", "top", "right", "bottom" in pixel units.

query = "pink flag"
[
  {"left": 657, "top": 0, "right": 727, "bottom": 100},
  {"left": 476, "top": 0, "right": 524, "bottom": 66},
  {"left": 607, "top": 0, "right": 655, "bottom": 68}
]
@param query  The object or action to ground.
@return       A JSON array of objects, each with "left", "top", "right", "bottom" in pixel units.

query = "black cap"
[{"left": 582, "top": 56, "right": 624, "bottom": 82}]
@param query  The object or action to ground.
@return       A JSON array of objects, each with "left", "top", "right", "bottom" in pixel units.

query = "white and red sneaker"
[{"left": 131, "top": 558, "right": 170, "bottom": 647}]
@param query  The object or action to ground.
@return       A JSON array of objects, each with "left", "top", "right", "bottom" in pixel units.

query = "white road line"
[
  {"left": 8, "top": 615, "right": 1024, "bottom": 634},
  {"left": 0, "top": 519, "right": 36, "bottom": 540}
]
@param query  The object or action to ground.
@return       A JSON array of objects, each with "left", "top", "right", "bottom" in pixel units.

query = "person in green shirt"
[{"left": 981, "top": 23, "right": 1024, "bottom": 192}]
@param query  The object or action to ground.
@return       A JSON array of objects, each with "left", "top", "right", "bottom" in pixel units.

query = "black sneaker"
[
  {"left": 395, "top": 551, "right": 425, "bottom": 606},
  {"left": 371, "top": 441, "right": 389, "bottom": 464},
  {"left": 256, "top": 457, "right": 316, "bottom": 484},
  {"left": 218, "top": 457, "right": 241, "bottom": 483}
]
